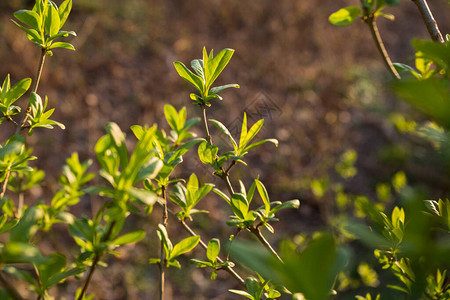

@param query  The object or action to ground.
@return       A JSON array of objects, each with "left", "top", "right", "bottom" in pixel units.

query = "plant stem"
[
  {"left": 179, "top": 218, "right": 245, "bottom": 287},
  {"left": 0, "top": 165, "right": 12, "bottom": 200},
  {"left": 200, "top": 104, "right": 212, "bottom": 144},
  {"left": 411, "top": 0, "right": 444, "bottom": 43},
  {"left": 159, "top": 185, "right": 168, "bottom": 300},
  {"left": 199, "top": 101, "right": 282, "bottom": 263},
  {"left": 249, "top": 226, "right": 283, "bottom": 263},
  {"left": 15, "top": 48, "right": 47, "bottom": 135},
  {"left": 77, "top": 221, "right": 116, "bottom": 300},
  {"left": 0, "top": 272, "right": 24, "bottom": 300},
  {"left": 363, "top": 14, "right": 400, "bottom": 79}
]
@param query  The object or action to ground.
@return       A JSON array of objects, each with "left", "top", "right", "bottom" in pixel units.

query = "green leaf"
[
  {"left": 164, "top": 104, "right": 180, "bottom": 132},
  {"left": 393, "top": 79, "right": 450, "bottom": 129},
  {"left": 105, "top": 122, "right": 129, "bottom": 168},
  {"left": 130, "top": 125, "right": 145, "bottom": 140},
  {"left": 37, "top": 253, "right": 66, "bottom": 288},
  {"left": 47, "top": 267, "right": 84, "bottom": 287},
  {"left": 1, "top": 74, "right": 10, "bottom": 99},
  {"left": 231, "top": 193, "right": 249, "bottom": 220},
  {"left": 174, "top": 61, "right": 204, "bottom": 93},
  {"left": 11, "top": 20, "right": 42, "bottom": 45},
  {"left": 270, "top": 199, "right": 300, "bottom": 215},
  {"left": 13, "top": 10, "right": 41, "bottom": 31},
  {"left": 393, "top": 63, "right": 418, "bottom": 76},
  {"left": 10, "top": 206, "right": 43, "bottom": 242},
  {"left": 0, "top": 242, "right": 45, "bottom": 265},
  {"left": 45, "top": 3, "right": 60, "bottom": 37},
  {"left": 255, "top": 179, "right": 270, "bottom": 215},
  {"left": 213, "top": 188, "right": 230, "bottom": 204},
  {"left": 113, "top": 230, "right": 146, "bottom": 246},
  {"left": 157, "top": 224, "right": 172, "bottom": 253},
  {"left": 205, "top": 48, "right": 235, "bottom": 91},
  {"left": 209, "top": 83, "right": 240, "bottom": 95},
  {"left": 58, "top": 0, "right": 72, "bottom": 28},
  {"left": 4, "top": 78, "right": 31, "bottom": 107},
  {"left": 127, "top": 187, "right": 159, "bottom": 206},
  {"left": 198, "top": 141, "right": 218, "bottom": 165},
  {"left": 191, "top": 59, "right": 205, "bottom": 81},
  {"left": 206, "top": 238, "right": 220, "bottom": 263},
  {"left": 242, "top": 139, "right": 278, "bottom": 154},
  {"left": 209, "top": 119, "right": 238, "bottom": 151},
  {"left": 168, "top": 235, "right": 200, "bottom": 260},
  {"left": 136, "top": 156, "right": 163, "bottom": 182},
  {"left": 412, "top": 39, "right": 450, "bottom": 71},
  {"left": 240, "top": 117, "right": 264, "bottom": 149},
  {"left": 48, "top": 42, "right": 75, "bottom": 50},
  {"left": 328, "top": 6, "right": 362, "bottom": 27},
  {"left": 229, "top": 289, "right": 254, "bottom": 299}
]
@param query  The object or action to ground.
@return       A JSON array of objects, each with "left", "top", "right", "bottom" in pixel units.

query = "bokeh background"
[{"left": 0, "top": 0, "right": 449, "bottom": 299}]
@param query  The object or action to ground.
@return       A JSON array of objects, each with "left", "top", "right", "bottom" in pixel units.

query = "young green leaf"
[
  {"left": 168, "top": 235, "right": 200, "bottom": 260},
  {"left": 48, "top": 42, "right": 75, "bottom": 50},
  {"left": 206, "top": 238, "right": 220, "bottom": 263},
  {"left": 44, "top": 3, "right": 60, "bottom": 37},
  {"left": 329, "top": 6, "right": 362, "bottom": 27},
  {"left": 174, "top": 61, "right": 204, "bottom": 93},
  {"left": 255, "top": 179, "right": 270, "bottom": 214},
  {"left": 113, "top": 230, "right": 146, "bottom": 246},
  {"left": 58, "top": 0, "right": 72, "bottom": 28},
  {"left": 13, "top": 10, "right": 41, "bottom": 31}
]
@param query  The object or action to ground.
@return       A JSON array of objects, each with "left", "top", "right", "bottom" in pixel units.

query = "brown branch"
[
  {"left": 411, "top": 0, "right": 444, "bottom": 43},
  {"left": 363, "top": 14, "right": 401, "bottom": 79},
  {"left": 248, "top": 226, "right": 283, "bottom": 263}
]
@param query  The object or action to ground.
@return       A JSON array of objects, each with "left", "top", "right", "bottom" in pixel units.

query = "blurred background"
[{"left": 0, "top": 0, "right": 449, "bottom": 299}]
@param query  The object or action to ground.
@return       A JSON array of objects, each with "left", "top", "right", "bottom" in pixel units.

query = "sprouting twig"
[
  {"left": 411, "top": 0, "right": 444, "bottom": 43},
  {"left": 77, "top": 221, "right": 116, "bottom": 300}
]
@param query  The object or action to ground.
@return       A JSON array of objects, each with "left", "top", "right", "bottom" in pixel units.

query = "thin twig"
[
  {"left": 411, "top": 0, "right": 444, "bottom": 43},
  {"left": 77, "top": 221, "right": 116, "bottom": 300},
  {"left": 200, "top": 104, "right": 212, "bottom": 144},
  {"left": 363, "top": 14, "right": 401, "bottom": 79},
  {"left": 179, "top": 218, "right": 245, "bottom": 287},
  {"left": 249, "top": 226, "right": 283, "bottom": 263},
  {"left": 0, "top": 272, "right": 24, "bottom": 300},
  {"left": 159, "top": 185, "right": 167, "bottom": 300},
  {"left": 0, "top": 165, "right": 12, "bottom": 199},
  {"left": 15, "top": 48, "right": 47, "bottom": 135}
]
